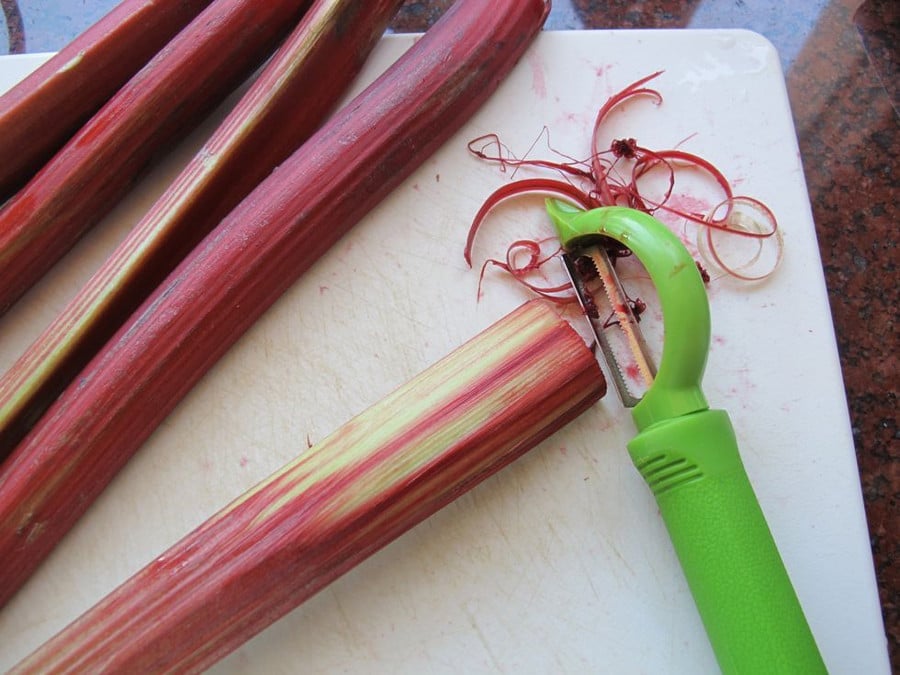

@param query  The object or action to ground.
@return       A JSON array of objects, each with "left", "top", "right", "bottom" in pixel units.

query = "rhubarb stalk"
[
  {"left": 0, "top": 0, "right": 314, "bottom": 315},
  {"left": 0, "top": 0, "right": 404, "bottom": 460},
  {"left": 0, "top": 0, "right": 214, "bottom": 200},
  {"left": 10, "top": 300, "right": 605, "bottom": 674},
  {"left": 0, "top": 0, "right": 550, "bottom": 608}
]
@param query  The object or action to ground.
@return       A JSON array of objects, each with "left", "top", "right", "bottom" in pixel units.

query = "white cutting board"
[{"left": 0, "top": 30, "right": 889, "bottom": 674}]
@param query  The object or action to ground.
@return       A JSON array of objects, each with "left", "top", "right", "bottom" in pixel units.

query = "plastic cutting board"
[{"left": 0, "top": 29, "right": 889, "bottom": 674}]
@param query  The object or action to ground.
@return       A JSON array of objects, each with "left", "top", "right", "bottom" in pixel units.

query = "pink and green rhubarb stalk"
[
  {"left": 0, "top": 0, "right": 315, "bottom": 316},
  {"left": 10, "top": 299, "right": 606, "bottom": 673},
  {"left": 0, "top": 0, "right": 215, "bottom": 200}
]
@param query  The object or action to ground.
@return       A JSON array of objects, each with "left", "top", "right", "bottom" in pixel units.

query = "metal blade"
[{"left": 561, "top": 247, "right": 657, "bottom": 407}]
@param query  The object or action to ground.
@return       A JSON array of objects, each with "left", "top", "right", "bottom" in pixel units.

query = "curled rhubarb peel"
[{"left": 465, "top": 71, "right": 784, "bottom": 297}]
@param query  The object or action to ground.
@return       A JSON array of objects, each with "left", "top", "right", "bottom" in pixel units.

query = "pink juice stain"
[
  {"left": 666, "top": 193, "right": 712, "bottom": 217},
  {"left": 625, "top": 362, "right": 641, "bottom": 382},
  {"left": 528, "top": 52, "right": 547, "bottom": 99}
]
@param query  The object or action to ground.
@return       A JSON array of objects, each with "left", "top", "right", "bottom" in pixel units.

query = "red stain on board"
[
  {"left": 529, "top": 52, "right": 547, "bottom": 99},
  {"left": 656, "top": 194, "right": 714, "bottom": 235},
  {"left": 625, "top": 363, "right": 641, "bottom": 382},
  {"left": 239, "top": 455, "right": 249, "bottom": 468},
  {"left": 670, "top": 194, "right": 712, "bottom": 215}
]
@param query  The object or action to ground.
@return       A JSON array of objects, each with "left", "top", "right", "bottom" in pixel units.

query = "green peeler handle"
[{"left": 627, "top": 409, "right": 827, "bottom": 674}]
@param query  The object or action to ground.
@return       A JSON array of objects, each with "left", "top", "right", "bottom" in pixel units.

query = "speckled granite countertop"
[{"left": 2, "top": 0, "right": 896, "bottom": 666}]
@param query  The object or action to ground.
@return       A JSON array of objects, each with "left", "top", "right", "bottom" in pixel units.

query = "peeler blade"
[{"left": 561, "top": 246, "right": 657, "bottom": 407}]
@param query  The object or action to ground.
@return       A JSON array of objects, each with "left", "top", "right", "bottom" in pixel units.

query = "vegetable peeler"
[{"left": 545, "top": 200, "right": 826, "bottom": 674}]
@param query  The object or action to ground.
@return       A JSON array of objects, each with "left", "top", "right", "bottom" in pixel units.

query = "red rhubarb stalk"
[
  {"left": 0, "top": 0, "right": 404, "bottom": 460},
  {"left": 0, "top": 0, "right": 550, "bottom": 608},
  {"left": 0, "top": 0, "right": 215, "bottom": 200},
  {"left": 0, "top": 0, "right": 315, "bottom": 316},
  {"left": 10, "top": 299, "right": 605, "bottom": 673}
]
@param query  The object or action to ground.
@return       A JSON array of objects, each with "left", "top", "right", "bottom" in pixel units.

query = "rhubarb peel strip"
[
  {"left": 11, "top": 300, "right": 605, "bottom": 673},
  {"left": 0, "top": 0, "right": 550, "bottom": 607},
  {"left": 0, "top": 0, "right": 405, "bottom": 460}
]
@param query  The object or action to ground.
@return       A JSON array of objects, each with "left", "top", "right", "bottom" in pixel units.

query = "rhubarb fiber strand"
[
  {"left": 0, "top": 0, "right": 404, "bottom": 460},
  {"left": 11, "top": 300, "right": 605, "bottom": 674},
  {"left": 0, "top": 0, "right": 550, "bottom": 608}
]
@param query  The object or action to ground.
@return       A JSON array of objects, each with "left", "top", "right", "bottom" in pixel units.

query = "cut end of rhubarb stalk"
[{"left": 11, "top": 299, "right": 605, "bottom": 673}]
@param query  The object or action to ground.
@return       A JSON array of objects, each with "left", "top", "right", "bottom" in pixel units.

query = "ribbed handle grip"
[{"left": 628, "top": 410, "right": 826, "bottom": 674}]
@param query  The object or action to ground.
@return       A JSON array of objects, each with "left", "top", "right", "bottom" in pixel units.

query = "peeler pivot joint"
[{"left": 546, "top": 201, "right": 710, "bottom": 430}]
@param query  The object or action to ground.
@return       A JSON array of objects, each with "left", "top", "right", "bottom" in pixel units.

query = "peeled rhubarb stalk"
[
  {"left": 10, "top": 300, "right": 605, "bottom": 674},
  {"left": 0, "top": 0, "right": 215, "bottom": 200},
  {"left": 0, "top": 0, "right": 550, "bottom": 608},
  {"left": 0, "top": 0, "right": 314, "bottom": 316},
  {"left": 0, "top": 0, "right": 404, "bottom": 460}
]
